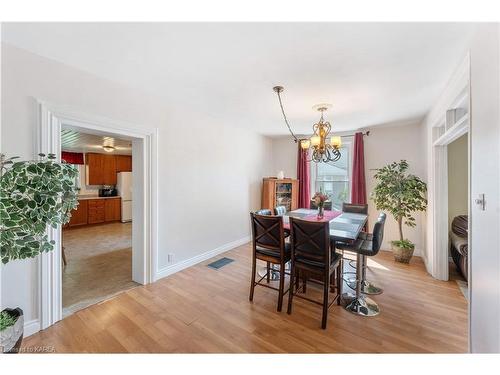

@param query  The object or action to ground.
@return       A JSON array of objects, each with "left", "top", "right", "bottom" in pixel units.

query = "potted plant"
[
  {"left": 312, "top": 191, "right": 329, "bottom": 219},
  {"left": 0, "top": 153, "right": 79, "bottom": 353},
  {"left": 371, "top": 160, "right": 427, "bottom": 263}
]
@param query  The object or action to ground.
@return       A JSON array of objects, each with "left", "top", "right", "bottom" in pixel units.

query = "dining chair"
[
  {"left": 310, "top": 200, "right": 332, "bottom": 211},
  {"left": 341, "top": 202, "right": 384, "bottom": 295},
  {"left": 342, "top": 202, "right": 368, "bottom": 215},
  {"left": 287, "top": 217, "right": 342, "bottom": 329},
  {"left": 274, "top": 205, "right": 287, "bottom": 216},
  {"left": 255, "top": 208, "right": 272, "bottom": 215},
  {"left": 337, "top": 213, "right": 386, "bottom": 316},
  {"left": 249, "top": 212, "right": 291, "bottom": 312}
]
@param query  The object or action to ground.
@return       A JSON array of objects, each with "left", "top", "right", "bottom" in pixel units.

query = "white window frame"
[{"left": 309, "top": 139, "right": 353, "bottom": 209}]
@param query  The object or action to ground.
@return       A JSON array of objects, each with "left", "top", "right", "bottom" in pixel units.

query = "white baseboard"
[
  {"left": 155, "top": 236, "right": 250, "bottom": 281},
  {"left": 24, "top": 319, "right": 41, "bottom": 337}
]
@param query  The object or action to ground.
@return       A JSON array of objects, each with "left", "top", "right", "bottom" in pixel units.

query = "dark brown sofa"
[{"left": 449, "top": 215, "right": 468, "bottom": 281}]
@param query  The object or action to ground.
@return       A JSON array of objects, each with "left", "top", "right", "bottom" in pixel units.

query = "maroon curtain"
[
  {"left": 61, "top": 151, "right": 84, "bottom": 165},
  {"left": 297, "top": 144, "right": 310, "bottom": 208},
  {"left": 351, "top": 132, "right": 366, "bottom": 204}
]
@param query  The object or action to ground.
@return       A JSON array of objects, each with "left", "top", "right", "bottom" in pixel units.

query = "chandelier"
[{"left": 273, "top": 86, "right": 342, "bottom": 163}]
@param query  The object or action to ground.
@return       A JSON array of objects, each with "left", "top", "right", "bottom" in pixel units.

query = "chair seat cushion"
[
  {"left": 296, "top": 251, "right": 341, "bottom": 269},
  {"left": 336, "top": 238, "right": 374, "bottom": 256},
  {"left": 256, "top": 242, "right": 291, "bottom": 258}
]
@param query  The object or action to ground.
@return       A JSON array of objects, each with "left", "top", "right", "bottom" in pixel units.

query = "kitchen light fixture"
[
  {"left": 273, "top": 86, "right": 342, "bottom": 163},
  {"left": 102, "top": 145, "right": 115, "bottom": 153}
]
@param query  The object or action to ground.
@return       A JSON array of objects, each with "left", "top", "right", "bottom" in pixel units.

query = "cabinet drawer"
[
  {"left": 88, "top": 200, "right": 105, "bottom": 208},
  {"left": 88, "top": 211, "right": 105, "bottom": 224}
]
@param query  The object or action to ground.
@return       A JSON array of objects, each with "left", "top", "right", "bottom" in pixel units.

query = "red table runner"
[{"left": 284, "top": 210, "right": 341, "bottom": 230}]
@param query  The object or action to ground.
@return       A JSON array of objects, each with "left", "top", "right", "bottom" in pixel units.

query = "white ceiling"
[
  {"left": 2, "top": 23, "right": 476, "bottom": 136},
  {"left": 61, "top": 128, "right": 132, "bottom": 155}
]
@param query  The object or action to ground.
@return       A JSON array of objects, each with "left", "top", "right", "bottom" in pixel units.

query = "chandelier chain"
[{"left": 275, "top": 88, "right": 299, "bottom": 143}]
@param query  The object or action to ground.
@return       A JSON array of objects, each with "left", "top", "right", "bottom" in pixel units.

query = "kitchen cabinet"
[
  {"left": 105, "top": 198, "right": 121, "bottom": 222},
  {"left": 115, "top": 155, "right": 132, "bottom": 172},
  {"left": 102, "top": 154, "right": 117, "bottom": 185},
  {"left": 64, "top": 197, "right": 122, "bottom": 228},
  {"left": 86, "top": 153, "right": 130, "bottom": 185},
  {"left": 86, "top": 153, "right": 104, "bottom": 185},
  {"left": 68, "top": 200, "right": 88, "bottom": 227},
  {"left": 88, "top": 199, "right": 105, "bottom": 224}
]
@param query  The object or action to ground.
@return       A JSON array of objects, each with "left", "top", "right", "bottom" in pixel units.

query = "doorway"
[
  {"left": 60, "top": 128, "right": 137, "bottom": 317},
  {"left": 447, "top": 134, "right": 469, "bottom": 300},
  {"left": 36, "top": 101, "right": 158, "bottom": 330}
]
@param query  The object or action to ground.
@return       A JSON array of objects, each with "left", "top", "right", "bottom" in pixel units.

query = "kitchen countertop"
[{"left": 78, "top": 195, "right": 121, "bottom": 200}]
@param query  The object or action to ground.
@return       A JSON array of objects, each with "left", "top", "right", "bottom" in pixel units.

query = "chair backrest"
[
  {"left": 310, "top": 200, "right": 332, "bottom": 210},
  {"left": 289, "top": 217, "right": 331, "bottom": 269},
  {"left": 371, "top": 213, "right": 387, "bottom": 255},
  {"left": 274, "top": 206, "right": 287, "bottom": 216},
  {"left": 250, "top": 212, "right": 285, "bottom": 256},
  {"left": 255, "top": 208, "right": 272, "bottom": 216},
  {"left": 342, "top": 202, "right": 368, "bottom": 215}
]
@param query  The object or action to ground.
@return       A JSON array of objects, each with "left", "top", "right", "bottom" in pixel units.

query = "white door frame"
[
  {"left": 427, "top": 54, "right": 470, "bottom": 281},
  {"left": 36, "top": 100, "right": 159, "bottom": 329}
]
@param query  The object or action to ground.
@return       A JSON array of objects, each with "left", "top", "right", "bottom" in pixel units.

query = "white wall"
[
  {"left": 468, "top": 24, "right": 500, "bottom": 353},
  {"left": 362, "top": 122, "right": 426, "bottom": 254},
  {"left": 270, "top": 122, "right": 427, "bottom": 254},
  {"left": 447, "top": 134, "right": 468, "bottom": 229},
  {"left": 420, "top": 24, "right": 500, "bottom": 352},
  {"left": 0, "top": 44, "right": 273, "bottom": 328},
  {"left": 271, "top": 136, "right": 298, "bottom": 179}
]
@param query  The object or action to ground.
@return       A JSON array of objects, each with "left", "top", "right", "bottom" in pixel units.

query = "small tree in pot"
[
  {"left": 371, "top": 160, "right": 427, "bottom": 263},
  {"left": 0, "top": 153, "right": 78, "bottom": 353}
]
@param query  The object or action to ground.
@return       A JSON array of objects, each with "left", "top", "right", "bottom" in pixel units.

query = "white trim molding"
[
  {"left": 156, "top": 237, "right": 250, "bottom": 280},
  {"left": 36, "top": 100, "right": 159, "bottom": 331},
  {"left": 424, "top": 53, "right": 471, "bottom": 281},
  {"left": 23, "top": 319, "right": 41, "bottom": 338}
]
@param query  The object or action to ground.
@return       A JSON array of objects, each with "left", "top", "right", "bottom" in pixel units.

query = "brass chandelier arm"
[{"left": 273, "top": 86, "right": 299, "bottom": 143}]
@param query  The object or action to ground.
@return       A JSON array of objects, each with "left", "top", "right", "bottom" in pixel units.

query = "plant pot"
[
  {"left": 391, "top": 243, "right": 415, "bottom": 264},
  {"left": 1, "top": 308, "right": 24, "bottom": 354}
]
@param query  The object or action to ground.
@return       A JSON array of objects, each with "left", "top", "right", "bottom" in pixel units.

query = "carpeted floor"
[{"left": 62, "top": 222, "right": 139, "bottom": 317}]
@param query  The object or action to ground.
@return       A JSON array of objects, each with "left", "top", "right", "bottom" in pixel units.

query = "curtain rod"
[{"left": 341, "top": 130, "right": 370, "bottom": 138}]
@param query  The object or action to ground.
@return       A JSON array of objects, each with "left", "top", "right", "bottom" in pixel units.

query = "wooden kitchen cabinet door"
[
  {"left": 102, "top": 154, "right": 117, "bottom": 185},
  {"left": 115, "top": 155, "right": 132, "bottom": 172},
  {"left": 68, "top": 200, "right": 88, "bottom": 227},
  {"left": 105, "top": 198, "right": 121, "bottom": 222},
  {"left": 88, "top": 199, "right": 105, "bottom": 224},
  {"left": 86, "top": 153, "right": 104, "bottom": 185}
]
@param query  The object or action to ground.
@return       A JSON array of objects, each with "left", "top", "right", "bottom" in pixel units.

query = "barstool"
[
  {"left": 341, "top": 202, "right": 383, "bottom": 295},
  {"left": 337, "top": 213, "right": 386, "bottom": 316}
]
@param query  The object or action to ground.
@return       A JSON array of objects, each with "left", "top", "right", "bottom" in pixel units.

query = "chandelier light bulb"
[
  {"left": 300, "top": 139, "right": 311, "bottom": 149},
  {"left": 310, "top": 136, "right": 321, "bottom": 146},
  {"left": 330, "top": 136, "right": 342, "bottom": 148}
]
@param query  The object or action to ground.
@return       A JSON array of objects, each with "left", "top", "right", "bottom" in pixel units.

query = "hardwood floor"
[
  {"left": 22, "top": 244, "right": 468, "bottom": 353},
  {"left": 62, "top": 222, "right": 138, "bottom": 317}
]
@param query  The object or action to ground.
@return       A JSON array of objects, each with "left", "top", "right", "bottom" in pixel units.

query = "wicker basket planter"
[
  {"left": 391, "top": 243, "right": 415, "bottom": 264},
  {"left": 1, "top": 308, "right": 24, "bottom": 353}
]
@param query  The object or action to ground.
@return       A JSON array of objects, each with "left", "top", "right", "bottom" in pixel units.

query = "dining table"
[
  {"left": 258, "top": 208, "right": 368, "bottom": 279},
  {"left": 284, "top": 208, "right": 368, "bottom": 243}
]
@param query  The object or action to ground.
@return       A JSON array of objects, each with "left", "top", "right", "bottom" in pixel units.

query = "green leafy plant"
[
  {"left": 0, "top": 153, "right": 79, "bottom": 264},
  {"left": 371, "top": 160, "right": 427, "bottom": 248},
  {"left": 0, "top": 311, "right": 17, "bottom": 331}
]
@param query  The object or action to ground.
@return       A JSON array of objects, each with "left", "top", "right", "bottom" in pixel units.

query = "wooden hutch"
[{"left": 261, "top": 178, "right": 299, "bottom": 212}]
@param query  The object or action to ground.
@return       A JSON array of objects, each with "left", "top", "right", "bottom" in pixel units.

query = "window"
[{"left": 310, "top": 143, "right": 351, "bottom": 210}]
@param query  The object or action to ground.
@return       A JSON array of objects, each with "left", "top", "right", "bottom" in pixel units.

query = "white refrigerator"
[{"left": 116, "top": 172, "right": 132, "bottom": 222}]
